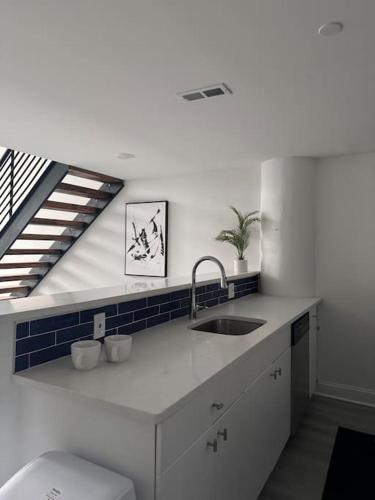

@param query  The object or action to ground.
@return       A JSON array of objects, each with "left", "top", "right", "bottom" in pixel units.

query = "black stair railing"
[{"left": 0, "top": 149, "right": 51, "bottom": 232}]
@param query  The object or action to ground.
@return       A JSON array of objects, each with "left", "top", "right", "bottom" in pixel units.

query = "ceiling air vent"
[{"left": 179, "top": 83, "right": 232, "bottom": 102}]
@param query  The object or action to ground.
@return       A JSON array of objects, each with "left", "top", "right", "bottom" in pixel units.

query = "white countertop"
[
  {"left": 15, "top": 294, "right": 320, "bottom": 424},
  {"left": 0, "top": 270, "right": 259, "bottom": 322}
]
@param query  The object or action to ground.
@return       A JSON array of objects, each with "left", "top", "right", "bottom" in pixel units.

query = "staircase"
[{"left": 0, "top": 149, "right": 124, "bottom": 299}]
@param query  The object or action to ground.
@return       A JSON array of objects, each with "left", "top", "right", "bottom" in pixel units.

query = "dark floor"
[{"left": 259, "top": 395, "right": 375, "bottom": 500}]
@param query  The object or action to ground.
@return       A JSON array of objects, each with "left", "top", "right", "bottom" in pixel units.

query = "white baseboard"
[{"left": 316, "top": 380, "right": 375, "bottom": 409}]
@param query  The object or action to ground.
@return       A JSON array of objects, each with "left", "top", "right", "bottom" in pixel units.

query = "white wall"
[
  {"left": 316, "top": 153, "right": 375, "bottom": 405},
  {"left": 260, "top": 157, "right": 317, "bottom": 297},
  {"left": 0, "top": 322, "right": 24, "bottom": 484},
  {"left": 35, "top": 166, "right": 261, "bottom": 294}
]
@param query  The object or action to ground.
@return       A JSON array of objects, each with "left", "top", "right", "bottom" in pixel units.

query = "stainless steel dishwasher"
[{"left": 291, "top": 312, "right": 310, "bottom": 434}]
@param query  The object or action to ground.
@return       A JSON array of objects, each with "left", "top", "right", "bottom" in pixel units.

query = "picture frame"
[{"left": 125, "top": 201, "right": 168, "bottom": 277}]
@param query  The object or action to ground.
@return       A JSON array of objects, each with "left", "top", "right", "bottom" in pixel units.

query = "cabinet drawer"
[
  {"left": 243, "top": 325, "right": 290, "bottom": 386},
  {"left": 157, "top": 325, "right": 291, "bottom": 473}
]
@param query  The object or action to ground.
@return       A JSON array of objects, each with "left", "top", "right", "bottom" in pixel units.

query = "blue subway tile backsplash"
[
  {"left": 171, "top": 306, "right": 191, "bottom": 320},
  {"left": 118, "top": 298, "right": 147, "bottom": 314},
  {"left": 147, "top": 293, "right": 171, "bottom": 306},
  {"left": 134, "top": 305, "right": 159, "bottom": 321},
  {"left": 206, "top": 283, "right": 220, "bottom": 292},
  {"left": 206, "top": 298, "right": 219, "bottom": 308},
  {"left": 106, "top": 312, "right": 133, "bottom": 330},
  {"left": 16, "top": 332, "right": 55, "bottom": 357},
  {"left": 30, "top": 342, "right": 73, "bottom": 368},
  {"left": 16, "top": 322, "right": 29, "bottom": 340},
  {"left": 160, "top": 300, "right": 180, "bottom": 313},
  {"left": 55, "top": 322, "right": 93, "bottom": 344},
  {"left": 170, "top": 288, "right": 191, "bottom": 301},
  {"left": 14, "top": 274, "right": 259, "bottom": 372},
  {"left": 118, "top": 319, "right": 147, "bottom": 336},
  {"left": 147, "top": 312, "right": 170, "bottom": 328},
  {"left": 30, "top": 312, "right": 79, "bottom": 336},
  {"left": 15, "top": 354, "right": 30, "bottom": 372}
]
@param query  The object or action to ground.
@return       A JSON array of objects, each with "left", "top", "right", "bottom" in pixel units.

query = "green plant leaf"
[{"left": 215, "top": 207, "right": 260, "bottom": 259}]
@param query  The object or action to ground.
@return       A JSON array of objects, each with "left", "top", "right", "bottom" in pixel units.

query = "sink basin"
[{"left": 190, "top": 316, "right": 266, "bottom": 336}]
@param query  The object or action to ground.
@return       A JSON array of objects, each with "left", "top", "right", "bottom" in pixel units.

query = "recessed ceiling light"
[
  {"left": 318, "top": 22, "right": 343, "bottom": 36},
  {"left": 115, "top": 152, "right": 135, "bottom": 160}
]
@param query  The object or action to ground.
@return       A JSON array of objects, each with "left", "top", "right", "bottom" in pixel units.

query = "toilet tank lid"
[{"left": 0, "top": 451, "right": 136, "bottom": 500}]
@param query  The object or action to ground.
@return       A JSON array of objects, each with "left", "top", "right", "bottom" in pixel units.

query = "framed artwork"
[{"left": 125, "top": 201, "right": 168, "bottom": 277}]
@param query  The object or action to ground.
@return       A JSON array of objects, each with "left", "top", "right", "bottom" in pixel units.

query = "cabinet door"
[
  {"left": 213, "top": 390, "right": 253, "bottom": 500},
  {"left": 250, "top": 347, "right": 291, "bottom": 498},
  {"left": 159, "top": 427, "right": 216, "bottom": 500},
  {"left": 160, "top": 391, "right": 253, "bottom": 500}
]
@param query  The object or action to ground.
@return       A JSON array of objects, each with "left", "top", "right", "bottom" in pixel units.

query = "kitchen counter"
[{"left": 14, "top": 294, "right": 320, "bottom": 424}]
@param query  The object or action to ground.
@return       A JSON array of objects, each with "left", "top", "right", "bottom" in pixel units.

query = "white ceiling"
[{"left": 1, "top": 0, "right": 374, "bottom": 178}]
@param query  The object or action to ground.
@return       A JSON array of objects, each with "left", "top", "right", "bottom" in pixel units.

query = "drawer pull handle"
[
  {"left": 217, "top": 428, "right": 228, "bottom": 441},
  {"left": 270, "top": 368, "right": 282, "bottom": 379},
  {"left": 207, "top": 439, "right": 218, "bottom": 453},
  {"left": 211, "top": 402, "right": 224, "bottom": 410}
]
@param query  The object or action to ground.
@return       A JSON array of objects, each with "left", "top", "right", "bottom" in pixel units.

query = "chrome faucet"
[{"left": 190, "top": 256, "right": 228, "bottom": 320}]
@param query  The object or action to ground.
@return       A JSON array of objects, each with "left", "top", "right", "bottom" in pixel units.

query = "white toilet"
[{"left": 0, "top": 451, "right": 136, "bottom": 500}]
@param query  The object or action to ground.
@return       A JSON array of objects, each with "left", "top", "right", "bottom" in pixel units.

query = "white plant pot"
[{"left": 234, "top": 259, "right": 248, "bottom": 274}]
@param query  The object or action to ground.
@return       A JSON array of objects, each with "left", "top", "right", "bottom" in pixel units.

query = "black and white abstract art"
[{"left": 125, "top": 201, "right": 168, "bottom": 277}]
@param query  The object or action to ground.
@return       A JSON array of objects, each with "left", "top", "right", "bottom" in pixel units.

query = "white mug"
[
  {"left": 71, "top": 340, "right": 101, "bottom": 371},
  {"left": 104, "top": 335, "right": 132, "bottom": 363}
]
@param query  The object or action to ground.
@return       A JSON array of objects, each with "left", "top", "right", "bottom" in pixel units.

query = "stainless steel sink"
[{"left": 190, "top": 316, "right": 266, "bottom": 336}]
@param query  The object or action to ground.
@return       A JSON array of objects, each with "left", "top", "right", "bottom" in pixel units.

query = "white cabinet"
[
  {"left": 160, "top": 390, "right": 253, "bottom": 500},
  {"left": 250, "top": 348, "right": 291, "bottom": 498},
  {"left": 157, "top": 359, "right": 250, "bottom": 473},
  {"left": 159, "top": 426, "right": 215, "bottom": 500},
  {"left": 158, "top": 347, "right": 292, "bottom": 500},
  {"left": 213, "top": 390, "right": 253, "bottom": 500},
  {"left": 158, "top": 326, "right": 291, "bottom": 474}
]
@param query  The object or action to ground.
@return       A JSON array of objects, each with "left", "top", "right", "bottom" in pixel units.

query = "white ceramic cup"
[
  {"left": 71, "top": 340, "right": 101, "bottom": 371},
  {"left": 104, "top": 335, "right": 132, "bottom": 363}
]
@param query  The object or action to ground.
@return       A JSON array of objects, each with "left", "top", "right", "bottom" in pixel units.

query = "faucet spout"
[
  {"left": 220, "top": 275, "right": 228, "bottom": 290},
  {"left": 190, "top": 256, "right": 228, "bottom": 320}
]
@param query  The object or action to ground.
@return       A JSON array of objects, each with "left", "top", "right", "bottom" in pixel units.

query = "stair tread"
[
  {"left": 18, "top": 234, "right": 75, "bottom": 242},
  {"left": 30, "top": 218, "right": 88, "bottom": 228},
  {"left": 55, "top": 183, "right": 112, "bottom": 200},
  {"left": 68, "top": 166, "right": 124, "bottom": 185},
  {"left": 0, "top": 285, "right": 31, "bottom": 294},
  {"left": 0, "top": 274, "right": 41, "bottom": 282},
  {"left": 0, "top": 262, "right": 51, "bottom": 269},
  {"left": 6, "top": 248, "right": 63, "bottom": 255},
  {"left": 43, "top": 200, "right": 98, "bottom": 215}
]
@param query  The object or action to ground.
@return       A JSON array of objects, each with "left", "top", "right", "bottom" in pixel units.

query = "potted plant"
[{"left": 215, "top": 206, "right": 260, "bottom": 274}]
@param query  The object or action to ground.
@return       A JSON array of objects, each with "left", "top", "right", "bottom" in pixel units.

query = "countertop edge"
[
  {"left": 0, "top": 271, "right": 259, "bottom": 323},
  {"left": 13, "top": 373, "right": 158, "bottom": 424}
]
